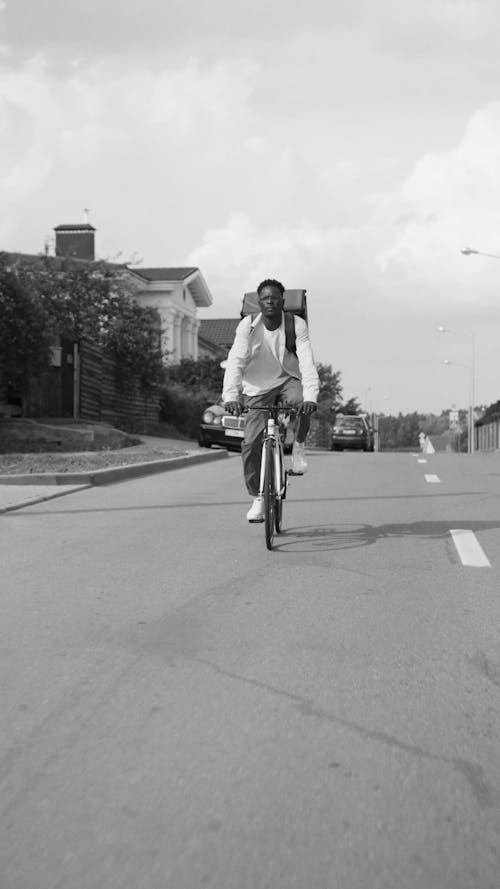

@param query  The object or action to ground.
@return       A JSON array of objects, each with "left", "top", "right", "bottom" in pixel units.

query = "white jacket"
[{"left": 222, "top": 312, "right": 319, "bottom": 403}]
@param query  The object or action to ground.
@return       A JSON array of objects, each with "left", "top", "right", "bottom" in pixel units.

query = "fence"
[
  {"left": 79, "top": 339, "right": 159, "bottom": 432},
  {"left": 476, "top": 419, "right": 500, "bottom": 452}
]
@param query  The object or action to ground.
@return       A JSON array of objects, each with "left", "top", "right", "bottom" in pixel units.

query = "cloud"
[
  {"left": 191, "top": 102, "right": 500, "bottom": 410},
  {"left": 4, "top": 0, "right": 500, "bottom": 74},
  {"left": 374, "top": 102, "right": 500, "bottom": 300},
  {"left": 0, "top": 54, "right": 260, "bottom": 249},
  {"left": 189, "top": 213, "right": 372, "bottom": 297},
  {"left": 193, "top": 101, "right": 500, "bottom": 312}
]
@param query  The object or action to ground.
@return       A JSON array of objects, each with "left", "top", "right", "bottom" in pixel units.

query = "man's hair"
[{"left": 257, "top": 278, "right": 285, "bottom": 296}]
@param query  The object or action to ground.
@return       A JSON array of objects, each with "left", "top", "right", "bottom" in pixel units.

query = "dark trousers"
[{"left": 241, "top": 378, "right": 304, "bottom": 496}]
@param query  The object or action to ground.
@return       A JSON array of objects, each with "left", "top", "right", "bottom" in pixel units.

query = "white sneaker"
[
  {"left": 246, "top": 496, "right": 264, "bottom": 522},
  {"left": 292, "top": 441, "right": 308, "bottom": 475}
]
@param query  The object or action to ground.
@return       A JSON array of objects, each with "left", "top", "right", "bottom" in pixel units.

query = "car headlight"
[{"left": 203, "top": 410, "right": 223, "bottom": 425}]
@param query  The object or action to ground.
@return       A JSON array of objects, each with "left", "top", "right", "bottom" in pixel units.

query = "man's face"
[{"left": 258, "top": 285, "right": 284, "bottom": 319}]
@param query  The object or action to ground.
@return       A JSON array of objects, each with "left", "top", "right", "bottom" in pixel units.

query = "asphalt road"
[{"left": 2, "top": 449, "right": 500, "bottom": 889}]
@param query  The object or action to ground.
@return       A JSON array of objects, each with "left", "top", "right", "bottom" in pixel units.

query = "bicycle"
[{"left": 246, "top": 403, "right": 298, "bottom": 550}]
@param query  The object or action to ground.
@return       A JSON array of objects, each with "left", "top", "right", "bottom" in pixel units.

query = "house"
[
  {"left": 197, "top": 319, "right": 239, "bottom": 359},
  {"left": 129, "top": 267, "right": 212, "bottom": 362},
  {"left": 0, "top": 221, "right": 215, "bottom": 420},
  {"left": 53, "top": 223, "right": 214, "bottom": 363}
]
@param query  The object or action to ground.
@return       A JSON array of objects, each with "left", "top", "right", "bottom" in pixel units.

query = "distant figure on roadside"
[{"left": 419, "top": 432, "right": 435, "bottom": 454}]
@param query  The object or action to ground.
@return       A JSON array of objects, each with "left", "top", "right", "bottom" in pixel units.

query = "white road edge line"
[
  {"left": 425, "top": 474, "right": 440, "bottom": 483},
  {"left": 450, "top": 530, "right": 491, "bottom": 568}
]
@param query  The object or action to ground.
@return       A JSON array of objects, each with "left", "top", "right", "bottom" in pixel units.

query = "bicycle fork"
[{"left": 258, "top": 419, "right": 286, "bottom": 499}]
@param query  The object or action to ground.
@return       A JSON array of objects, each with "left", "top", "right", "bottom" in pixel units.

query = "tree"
[
  {"left": 479, "top": 399, "right": 500, "bottom": 423},
  {"left": 339, "top": 396, "right": 362, "bottom": 415},
  {"left": 0, "top": 252, "right": 164, "bottom": 403},
  {"left": 316, "top": 363, "right": 343, "bottom": 415},
  {"left": 105, "top": 297, "right": 164, "bottom": 395},
  {"left": 0, "top": 255, "right": 53, "bottom": 396}
]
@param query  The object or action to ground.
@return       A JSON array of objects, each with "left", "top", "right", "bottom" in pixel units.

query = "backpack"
[
  {"left": 250, "top": 311, "right": 297, "bottom": 355},
  {"left": 241, "top": 288, "right": 307, "bottom": 357}
]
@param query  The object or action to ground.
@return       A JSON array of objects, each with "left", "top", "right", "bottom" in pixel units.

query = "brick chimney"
[{"left": 54, "top": 223, "right": 96, "bottom": 261}]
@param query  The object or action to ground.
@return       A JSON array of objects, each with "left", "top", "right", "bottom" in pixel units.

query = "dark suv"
[{"left": 331, "top": 414, "right": 374, "bottom": 452}]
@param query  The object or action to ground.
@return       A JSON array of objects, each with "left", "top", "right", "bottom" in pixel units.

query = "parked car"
[
  {"left": 330, "top": 414, "right": 374, "bottom": 451},
  {"left": 199, "top": 402, "right": 245, "bottom": 451},
  {"left": 199, "top": 401, "right": 295, "bottom": 453}
]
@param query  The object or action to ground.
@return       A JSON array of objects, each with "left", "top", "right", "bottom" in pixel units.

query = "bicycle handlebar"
[{"left": 243, "top": 404, "right": 300, "bottom": 415}]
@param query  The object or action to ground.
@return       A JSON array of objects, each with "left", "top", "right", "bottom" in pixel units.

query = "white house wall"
[{"left": 132, "top": 281, "right": 200, "bottom": 362}]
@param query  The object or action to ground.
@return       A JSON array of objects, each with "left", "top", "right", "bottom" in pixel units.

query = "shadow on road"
[
  {"left": 7, "top": 489, "right": 493, "bottom": 519},
  {"left": 273, "top": 520, "right": 500, "bottom": 553}
]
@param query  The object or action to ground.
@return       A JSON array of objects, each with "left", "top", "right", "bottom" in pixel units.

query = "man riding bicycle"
[{"left": 223, "top": 278, "right": 319, "bottom": 522}]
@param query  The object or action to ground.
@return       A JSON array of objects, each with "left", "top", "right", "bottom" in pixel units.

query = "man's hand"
[
  {"left": 224, "top": 401, "right": 242, "bottom": 416},
  {"left": 301, "top": 401, "right": 317, "bottom": 416}
]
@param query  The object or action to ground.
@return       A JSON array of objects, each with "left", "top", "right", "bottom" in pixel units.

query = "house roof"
[
  {"left": 198, "top": 319, "right": 239, "bottom": 348},
  {"left": 128, "top": 266, "right": 213, "bottom": 307},
  {"left": 1, "top": 249, "right": 212, "bottom": 305},
  {"left": 130, "top": 267, "right": 198, "bottom": 282}
]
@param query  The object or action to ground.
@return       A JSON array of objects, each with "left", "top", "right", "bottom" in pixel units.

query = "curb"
[
  {"left": 0, "top": 448, "right": 228, "bottom": 487},
  {"left": 0, "top": 484, "right": 92, "bottom": 515},
  {"left": 0, "top": 450, "right": 229, "bottom": 514}
]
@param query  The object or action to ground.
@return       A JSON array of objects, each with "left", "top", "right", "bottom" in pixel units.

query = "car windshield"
[{"left": 339, "top": 418, "right": 364, "bottom": 428}]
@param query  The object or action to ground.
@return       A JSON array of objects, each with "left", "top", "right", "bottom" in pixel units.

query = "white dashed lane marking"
[
  {"left": 425, "top": 474, "right": 440, "bottom": 483},
  {"left": 450, "top": 530, "right": 491, "bottom": 568},
  {"left": 418, "top": 458, "right": 427, "bottom": 463}
]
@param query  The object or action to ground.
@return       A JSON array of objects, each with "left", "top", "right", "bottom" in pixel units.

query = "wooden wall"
[{"left": 79, "top": 339, "right": 159, "bottom": 431}]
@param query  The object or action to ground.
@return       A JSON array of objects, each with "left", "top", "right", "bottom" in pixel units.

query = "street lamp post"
[
  {"left": 456, "top": 244, "right": 499, "bottom": 451},
  {"left": 443, "top": 358, "right": 475, "bottom": 454},
  {"left": 438, "top": 325, "right": 476, "bottom": 454}
]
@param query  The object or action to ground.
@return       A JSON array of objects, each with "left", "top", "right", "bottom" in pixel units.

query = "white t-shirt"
[{"left": 243, "top": 324, "right": 288, "bottom": 395}]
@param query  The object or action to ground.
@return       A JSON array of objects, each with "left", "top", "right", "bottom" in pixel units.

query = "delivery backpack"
[{"left": 240, "top": 289, "right": 307, "bottom": 356}]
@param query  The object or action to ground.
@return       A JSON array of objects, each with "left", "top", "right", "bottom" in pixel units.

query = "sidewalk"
[{"left": 0, "top": 439, "right": 228, "bottom": 514}]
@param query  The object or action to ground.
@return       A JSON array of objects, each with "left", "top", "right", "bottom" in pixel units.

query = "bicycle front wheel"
[
  {"left": 264, "top": 439, "right": 276, "bottom": 550},
  {"left": 275, "top": 494, "right": 283, "bottom": 534},
  {"left": 275, "top": 449, "right": 285, "bottom": 534}
]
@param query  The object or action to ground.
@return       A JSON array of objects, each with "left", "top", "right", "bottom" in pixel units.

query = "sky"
[{"left": 1, "top": 0, "right": 499, "bottom": 414}]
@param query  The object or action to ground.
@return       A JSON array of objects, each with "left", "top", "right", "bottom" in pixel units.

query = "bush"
[
  {"left": 159, "top": 383, "right": 219, "bottom": 439},
  {"left": 164, "top": 356, "right": 224, "bottom": 392}
]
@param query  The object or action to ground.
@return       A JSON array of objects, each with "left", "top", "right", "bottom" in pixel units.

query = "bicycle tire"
[
  {"left": 275, "top": 450, "right": 286, "bottom": 534},
  {"left": 264, "top": 439, "right": 275, "bottom": 550},
  {"left": 275, "top": 494, "right": 283, "bottom": 534}
]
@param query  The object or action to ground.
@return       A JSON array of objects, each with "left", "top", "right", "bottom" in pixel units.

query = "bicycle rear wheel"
[{"left": 264, "top": 440, "right": 276, "bottom": 550}]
